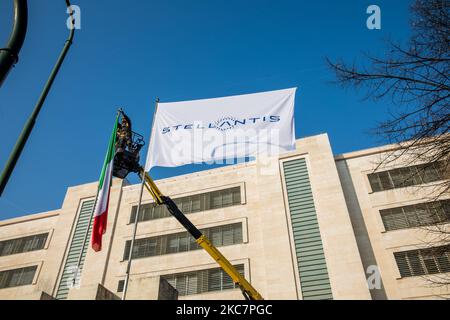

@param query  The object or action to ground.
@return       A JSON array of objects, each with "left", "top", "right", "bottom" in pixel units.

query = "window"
[
  {"left": 129, "top": 187, "right": 242, "bottom": 223},
  {"left": 191, "top": 195, "right": 201, "bottom": 212},
  {"left": 381, "top": 200, "right": 450, "bottom": 231},
  {"left": 211, "top": 191, "right": 223, "bottom": 209},
  {"left": 0, "top": 266, "right": 37, "bottom": 289},
  {"left": 117, "top": 280, "right": 125, "bottom": 293},
  {"left": 162, "top": 264, "right": 245, "bottom": 296},
  {"left": 208, "top": 268, "right": 222, "bottom": 291},
  {"left": 123, "top": 222, "right": 243, "bottom": 260},
  {"left": 368, "top": 161, "right": 446, "bottom": 192},
  {"left": 394, "top": 245, "right": 450, "bottom": 278},
  {"left": 0, "top": 233, "right": 48, "bottom": 257}
]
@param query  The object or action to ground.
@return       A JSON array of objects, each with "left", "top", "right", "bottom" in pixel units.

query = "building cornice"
[{"left": 0, "top": 210, "right": 60, "bottom": 227}]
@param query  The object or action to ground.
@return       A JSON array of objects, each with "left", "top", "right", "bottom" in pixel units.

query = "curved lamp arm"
[
  {"left": 0, "top": 0, "right": 76, "bottom": 197},
  {"left": 0, "top": 0, "right": 28, "bottom": 87}
]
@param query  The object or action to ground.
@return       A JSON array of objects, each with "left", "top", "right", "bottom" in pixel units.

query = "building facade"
[{"left": 0, "top": 133, "right": 448, "bottom": 300}]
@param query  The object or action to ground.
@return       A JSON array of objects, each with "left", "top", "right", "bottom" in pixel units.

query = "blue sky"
[{"left": 0, "top": 0, "right": 412, "bottom": 219}]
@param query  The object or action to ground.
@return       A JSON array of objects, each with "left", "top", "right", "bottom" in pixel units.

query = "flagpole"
[
  {"left": 122, "top": 98, "right": 159, "bottom": 300},
  {"left": 72, "top": 109, "right": 121, "bottom": 287}
]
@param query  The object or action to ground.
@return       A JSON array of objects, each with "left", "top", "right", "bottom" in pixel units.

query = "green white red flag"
[{"left": 92, "top": 115, "right": 118, "bottom": 252}]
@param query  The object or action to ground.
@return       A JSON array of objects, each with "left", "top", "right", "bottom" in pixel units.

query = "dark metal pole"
[
  {"left": 0, "top": 0, "right": 28, "bottom": 87},
  {"left": 0, "top": 1, "right": 75, "bottom": 197},
  {"left": 122, "top": 99, "right": 159, "bottom": 300}
]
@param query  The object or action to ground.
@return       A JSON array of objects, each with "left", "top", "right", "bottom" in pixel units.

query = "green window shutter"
[
  {"left": 55, "top": 199, "right": 95, "bottom": 300},
  {"left": 130, "top": 186, "right": 242, "bottom": 223},
  {"left": 367, "top": 161, "right": 446, "bottom": 192},
  {"left": 0, "top": 265, "right": 38, "bottom": 289},
  {"left": 123, "top": 223, "right": 243, "bottom": 260},
  {"left": 380, "top": 200, "right": 450, "bottom": 231},
  {"left": 161, "top": 264, "right": 245, "bottom": 296},
  {"left": 283, "top": 159, "right": 333, "bottom": 300},
  {"left": 0, "top": 233, "right": 48, "bottom": 257},
  {"left": 394, "top": 245, "right": 450, "bottom": 278}
]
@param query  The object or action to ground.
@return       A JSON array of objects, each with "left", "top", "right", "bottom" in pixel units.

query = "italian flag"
[{"left": 92, "top": 116, "right": 118, "bottom": 252}]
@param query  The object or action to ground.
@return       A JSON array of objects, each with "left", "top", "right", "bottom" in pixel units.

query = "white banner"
[{"left": 145, "top": 88, "right": 297, "bottom": 171}]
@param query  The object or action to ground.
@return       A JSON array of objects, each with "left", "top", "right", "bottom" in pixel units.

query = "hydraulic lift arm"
[{"left": 139, "top": 168, "right": 264, "bottom": 301}]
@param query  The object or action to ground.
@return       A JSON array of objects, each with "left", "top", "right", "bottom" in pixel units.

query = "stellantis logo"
[
  {"left": 161, "top": 115, "right": 281, "bottom": 134},
  {"left": 215, "top": 117, "right": 239, "bottom": 131}
]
